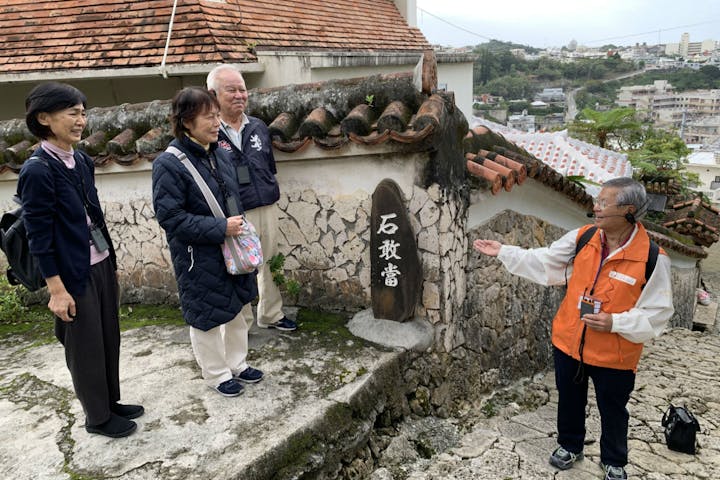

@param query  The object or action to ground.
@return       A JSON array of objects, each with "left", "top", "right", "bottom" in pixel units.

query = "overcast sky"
[{"left": 415, "top": 0, "right": 720, "bottom": 49}]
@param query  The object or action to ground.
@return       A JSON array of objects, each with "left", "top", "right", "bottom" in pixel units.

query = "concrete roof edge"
[{"left": 0, "top": 63, "right": 265, "bottom": 83}]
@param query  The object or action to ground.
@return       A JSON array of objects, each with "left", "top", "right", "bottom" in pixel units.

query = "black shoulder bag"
[{"left": 662, "top": 404, "right": 701, "bottom": 454}]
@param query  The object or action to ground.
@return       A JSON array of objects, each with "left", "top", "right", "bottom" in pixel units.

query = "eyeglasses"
[{"left": 593, "top": 199, "right": 629, "bottom": 209}]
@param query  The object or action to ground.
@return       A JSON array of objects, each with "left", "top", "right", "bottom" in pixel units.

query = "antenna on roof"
[{"left": 159, "top": 0, "right": 179, "bottom": 79}]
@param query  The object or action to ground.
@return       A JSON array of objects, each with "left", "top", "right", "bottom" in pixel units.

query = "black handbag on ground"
[{"left": 662, "top": 404, "right": 700, "bottom": 454}]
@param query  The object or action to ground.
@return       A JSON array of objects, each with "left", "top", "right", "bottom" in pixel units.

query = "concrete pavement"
[
  {"left": 372, "top": 327, "right": 720, "bottom": 480},
  {"left": 1, "top": 308, "right": 718, "bottom": 480},
  {"left": 0, "top": 311, "right": 407, "bottom": 480}
]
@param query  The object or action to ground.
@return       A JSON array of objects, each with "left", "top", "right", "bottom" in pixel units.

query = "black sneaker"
[
  {"left": 86, "top": 413, "right": 137, "bottom": 438},
  {"left": 111, "top": 403, "right": 144, "bottom": 419},
  {"left": 267, "top": 317, "right": 297, "bottom": 331},
  {"left": 213, "top": 379, "right": 244, "bottom": 397},
  {"left": 601, "top": 463, "right": 628, "bottom": 480},
  {"left": 549, "top": 446, "right": 584, "bottom": 470},
  {"left": 234, "top": 366, "right": 264, "bottom": 384}
]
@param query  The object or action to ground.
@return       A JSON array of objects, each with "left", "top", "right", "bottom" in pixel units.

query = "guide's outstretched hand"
[{"left": 473, "top": 239, "right": 502, "bottom": 257}]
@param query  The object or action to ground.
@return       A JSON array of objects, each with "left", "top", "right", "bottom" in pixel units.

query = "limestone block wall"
[
  {"left": 272, "top": 181, "right": 468, "bottom": 354},
  {"left": 104, "top": 199, "right": 176, "bottom": 304},
  {"left": 669, "top": 264, "right": 699, "bottom": 329},
  {"left": 0, "top": 148, "right": 468, "bottom": 354},
  {"left": 463, "top": 210, "right": 566, "bottom": 385}
]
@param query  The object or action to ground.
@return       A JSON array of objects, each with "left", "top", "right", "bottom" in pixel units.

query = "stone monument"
[{"left": 370, "top": 178, "right": 422, "bottom": 322}]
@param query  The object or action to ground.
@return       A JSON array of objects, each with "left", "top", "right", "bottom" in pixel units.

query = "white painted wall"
[
  {"left": 275, "top": 144, "right": 425, "bottom": 197},
  {"left": 257, "top": 52, "right": 424, "bottom": 87},
  {"left": 468, "top": 179, "right": 589, "bottom": 232},
  {"left": 437, "top": 61, "right": 474, "bottom": 121},
  {"left": 467, "top": 178, "right": 699, "bottom": 266}
]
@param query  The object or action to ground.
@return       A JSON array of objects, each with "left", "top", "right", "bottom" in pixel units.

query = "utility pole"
[{"left": 679, "top": 108, "right": 686, "bottom": 141}]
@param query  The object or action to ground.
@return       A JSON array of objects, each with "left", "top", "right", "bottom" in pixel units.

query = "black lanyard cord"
[{"left": 47, "top": 151, "right": 103, "bottom": 228}]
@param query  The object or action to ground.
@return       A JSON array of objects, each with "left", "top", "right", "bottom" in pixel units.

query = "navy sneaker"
[
  {"left": 549, "top": 446, "right": 583, "bottom": 470},
  {"left": 234, "top": 366, "right": 264, "bottom": 384},
  {"left": 214, "top": 379, "right": 244, "bottom": 397},
  {"left": 264, "top": 317, "right": 297, "bottom": 331},
  {"left": 601, "top": 463, "right": 627, "bottom": 480}
]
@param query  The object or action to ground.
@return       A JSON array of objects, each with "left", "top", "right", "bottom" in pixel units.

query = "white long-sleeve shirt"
[{"left": 497, "top": 227, "right": 674, "bottom": 344}]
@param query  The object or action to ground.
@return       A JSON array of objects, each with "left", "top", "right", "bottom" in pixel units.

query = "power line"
[
  {"left": 417, "top": 7, "right": 495, "bottom": 42},
  {"left": 417, "top": 6, "right": 719, "bottom": 47},
  {"left": 585, "top": 19, "right": 720, "bottom": 45}
]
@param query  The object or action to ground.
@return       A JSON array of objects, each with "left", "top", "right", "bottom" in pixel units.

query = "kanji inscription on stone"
[{"left": 370, "top": 179, "right": 422, "bottom": 322}]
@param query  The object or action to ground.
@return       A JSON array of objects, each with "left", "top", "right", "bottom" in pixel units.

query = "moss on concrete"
[{"left": 0, "top": 373, "right": 85, "bottom": 478}]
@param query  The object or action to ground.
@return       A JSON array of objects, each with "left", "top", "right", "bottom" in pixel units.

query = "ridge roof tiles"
[{"left": 0, "top": 72, "right": 711, "bottom": 258}]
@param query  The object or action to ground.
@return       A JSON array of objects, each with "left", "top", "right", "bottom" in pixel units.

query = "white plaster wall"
[
  {"left": 468, "top": 179, "right": 590, "bottom": 232},
  {"left": 94, "top": 164, "right": 153, "bottom": 203},
  {"left": 437, "top": 62, "right": 474, "bottom": 122},
  {"left": 275, "top": 146, "right": 425, "bottom": 198},
  {"left": 257, "top": 53, "right": 423, "bottom": 88},
  {"left": 469, "top": 179, "right": 703, "bottom": 257}
]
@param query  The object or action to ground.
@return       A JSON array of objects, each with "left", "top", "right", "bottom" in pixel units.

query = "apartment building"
[
  {"left": 535, "top": 87, "right": 566, "bottom": 103},
  {"left": 683, "top": 116, "right": 720, "bottom": 146},
  {"left": 686, "top": 149, "right": 720, "bottom": 205},
  {"left": 617, "top": 80, "right": 720, "bottom": 143},
  {"left": 616, "top": 80, "right": 674, "bottom": 117},
  {"left": 665, "top": 33, "right": 718, "bottom": 59}
]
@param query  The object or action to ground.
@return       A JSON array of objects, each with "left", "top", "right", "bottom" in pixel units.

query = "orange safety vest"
[{"left": 552, "top": 223, "right": 664, "bottom": 372}]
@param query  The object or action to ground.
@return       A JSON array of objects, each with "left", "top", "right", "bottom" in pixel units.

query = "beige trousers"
[
  {"left": 189, "top": 310, "right": 250, "bottom": 387},
  {"left": 241, "top": 203, "right": 285, "bottom": 327}
]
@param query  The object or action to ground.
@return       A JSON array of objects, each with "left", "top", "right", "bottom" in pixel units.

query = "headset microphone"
[{"left": 586, "top": 212, "right": 594, "bottom": 218}]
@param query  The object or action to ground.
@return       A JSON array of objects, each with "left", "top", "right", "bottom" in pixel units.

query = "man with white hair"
[{"left": 207, "top": 65, "right": 297, "bottom": 338}]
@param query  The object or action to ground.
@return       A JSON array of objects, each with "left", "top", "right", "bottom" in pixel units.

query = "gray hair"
[
  {"left": 603, "top": 177, "right": 648, "bottom": 220},
  {"left": 206, "top": 64, "right": 243, "bottom": 91}
]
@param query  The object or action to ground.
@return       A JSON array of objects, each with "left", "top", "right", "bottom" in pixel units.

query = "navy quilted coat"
[{"left": 152, "top": 136, "right": 258, "bottom": 331}]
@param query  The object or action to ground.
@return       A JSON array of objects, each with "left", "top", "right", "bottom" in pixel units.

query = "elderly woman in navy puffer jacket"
[{"left": 152, "top": 87, "right": 262, "bottom": 397}]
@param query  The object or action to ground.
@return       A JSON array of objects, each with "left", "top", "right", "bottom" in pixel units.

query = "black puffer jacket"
[{"left": 152, "top": 136, "right": 257, "bottom": 331}]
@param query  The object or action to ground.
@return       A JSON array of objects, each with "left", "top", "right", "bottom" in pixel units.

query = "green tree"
[
  {"left": 484, "top": 75, "right": 535, "bottom": 99},
  {"left": 699, "top": 65, "right": 720, "bottom": 81},
  {"left": 569, "top": 107, "right": 641, "bottom": 149},
  {"left": 627, "top": 129, "right": 695, "bottom": 184}
]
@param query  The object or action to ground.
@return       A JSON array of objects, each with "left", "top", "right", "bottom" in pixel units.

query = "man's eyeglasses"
[{"left": 593, "top": 199, "right": 629, "bottom": 209}]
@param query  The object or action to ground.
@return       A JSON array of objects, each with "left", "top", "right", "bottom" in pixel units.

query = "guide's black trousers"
[
  {"left": 54, "top": 258, "right": 120, "bottom": 427},
  {"left": 554, "top": 346, "right": 636, "bottom": 468}
]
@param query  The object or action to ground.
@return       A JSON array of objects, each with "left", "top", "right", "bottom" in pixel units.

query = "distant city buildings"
[
  {"left": 665, "top": 33, "right": 718, "bottom": 60},
  {"left": 507, "top": 111, "right": 536, "bottom": 133},
  {"left": 685, "top": 148, "right": 720, "bottom": 205},
  {"left": 536, "top": 87, "right": 566, "bottom": 103},
  {"left": 617, "top": 80, "right": 720, "bottom": 145},
  {"left": 471, "top": 31, "right": 719, "bottom": 141}
]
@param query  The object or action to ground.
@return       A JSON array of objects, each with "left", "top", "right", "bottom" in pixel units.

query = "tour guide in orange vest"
[{"left": 473, "top": 177, "right": 674, "bottom": 480}]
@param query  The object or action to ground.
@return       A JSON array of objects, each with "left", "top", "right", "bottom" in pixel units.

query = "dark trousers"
[
  {"left": 553, "top": 346, "right": 636, "bottom": 467},
  {"left": 54, "top": 258, "right": 121, "bottom": 426}
]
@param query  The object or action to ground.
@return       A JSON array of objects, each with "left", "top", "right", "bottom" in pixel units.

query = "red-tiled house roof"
[
  {"left": 0, "top": 0, "right": 429, "bottom": 76},
  {"left": 472, "top": 119, "right": 633, "bottom": 186},
  {"left": 462, "top": 127, "right": 710, "bottom": 258}
]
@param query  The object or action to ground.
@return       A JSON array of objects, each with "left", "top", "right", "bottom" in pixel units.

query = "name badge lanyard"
[
  {"left": 203, "top": 152, "right": 241, "bottom": 217},
  {"left": 574, "top": 251, "right": 606, "bottom": 384},
  {"left": 48, "top": 152, "right": 109, "bottom": 252},
  {"left": 220, "top": 124, "right": 251, "bottom": 186},
  {"left": 47, "top": 152, "right": 103, "bottom": 226}
]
